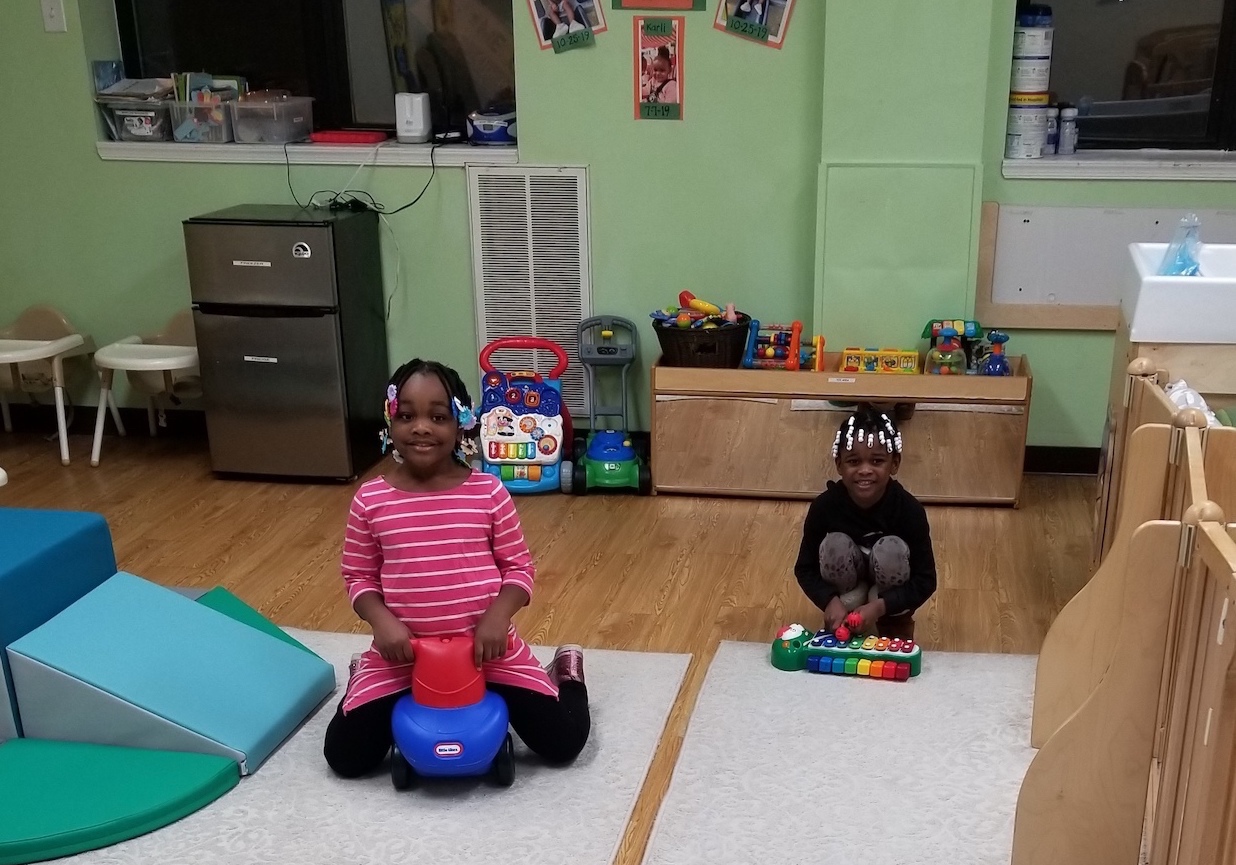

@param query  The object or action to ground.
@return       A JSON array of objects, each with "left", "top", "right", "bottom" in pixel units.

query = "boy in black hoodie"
[{"left": 794, "top": 406, "right": 937, "bottom": 640}]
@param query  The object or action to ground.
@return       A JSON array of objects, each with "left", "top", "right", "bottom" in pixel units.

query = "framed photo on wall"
[
  {"left": 527, "top": 0, "right": 609, "bottom": 50},
  {"left": 714, "top": 0, "right": 796, "bottom": 48},
  {"left": 634, "top": 16, "right": 684, "bottom": 120}
]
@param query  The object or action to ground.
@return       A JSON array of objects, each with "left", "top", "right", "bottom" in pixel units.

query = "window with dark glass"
[
  {"left": 1046, "top": 0, "right": 1236, "bottom": 149},
  {"left": 114, "top": 0, "right": 516, "bottom": 135}
]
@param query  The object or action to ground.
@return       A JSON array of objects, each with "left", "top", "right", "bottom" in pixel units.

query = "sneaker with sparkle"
[
  {"left": 545, "top": 644, "right": 585, "bottom": 686},
  {"left": 348, "top": 653, "right": 363, "bottom": 683}
]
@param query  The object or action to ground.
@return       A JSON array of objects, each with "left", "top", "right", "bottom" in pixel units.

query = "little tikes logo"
[{"left": 434, "top": 742, "right": 464, "bottom": 757}]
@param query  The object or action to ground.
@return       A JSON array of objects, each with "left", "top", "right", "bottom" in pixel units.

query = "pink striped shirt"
[{"left": 340, "top": 471, "right": 557, "bottom": 714}]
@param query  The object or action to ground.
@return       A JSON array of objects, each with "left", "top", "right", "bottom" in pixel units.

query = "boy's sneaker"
[
  {"left": 553, "top": 22, "right": 568, "bottom": 38},
  {"left": 545, "top": 644, "right": 585, "bottom": 686},
  {"left": 568, "top": 20, "right": 586, "bottom": 33}
]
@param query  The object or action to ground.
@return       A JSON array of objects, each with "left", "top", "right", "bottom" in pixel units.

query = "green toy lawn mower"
[{"left": 561, "top": 316, "right": 651, "bottom": 496}]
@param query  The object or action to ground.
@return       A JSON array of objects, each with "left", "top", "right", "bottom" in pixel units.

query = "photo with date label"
[
  {"left": 713, "top": 0, "right": 796, "bottom": 49},
  {"left": 634, "top": 16, "right": 684, "bottom": 121},
  {"left": 527, "top": 0, "right": 608, "bottom": 50}
]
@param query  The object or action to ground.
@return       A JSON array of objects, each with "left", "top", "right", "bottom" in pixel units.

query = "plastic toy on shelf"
[
  {"left": 924, "top": 327, "right": 967, "bottom": 375},
  {"left": 743, "top": 320, "right": 826, "bottom": 371},
  {"left": 980, "top": 331, "right": 1012, "bottom": 376},
  {"left": 770, "top": 623, "right": 922, "bottom": 681},
  {"left": 923, "top": 318, "right": 986, "bottom": 371},
  {"left": 478, "top": 336, "right": 573, "bottom": 495},
  {"left": 389, "top": 635, "right": 515, "bottom": 790},
  {"left": 840, "top": 347, "right": 919, "bottom": 374}
]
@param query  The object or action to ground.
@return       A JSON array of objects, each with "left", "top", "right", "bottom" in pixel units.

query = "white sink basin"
[{"left": 1123, "top": 242, "right": 1236, "bottom": 344}]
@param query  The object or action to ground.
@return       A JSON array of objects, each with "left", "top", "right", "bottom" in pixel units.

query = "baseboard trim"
[
  {"left": 1023, "top": 446, "right": 1099, "bottom": 475},
  {"left": 3, "top": 402, "right": 207, "bottom": 439}
]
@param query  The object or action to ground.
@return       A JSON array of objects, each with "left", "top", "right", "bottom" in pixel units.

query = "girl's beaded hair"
[
  {"left": 831, "top": 405, "right": 903, "bottom": 459},
  {"left": 380, "top": 359, "right": 479, "bottom": 464}
]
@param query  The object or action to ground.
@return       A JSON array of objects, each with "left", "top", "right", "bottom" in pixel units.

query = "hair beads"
[{"left": 831, "top": 409, "right": 903, "bottom": 458}]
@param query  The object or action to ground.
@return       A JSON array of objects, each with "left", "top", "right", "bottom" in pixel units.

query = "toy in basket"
[
  {"left": 478, "top": 336, "right": 573, "bottom": 495},
  {"left": 771, "top": 622, "right": 922, "bottom": 681}
]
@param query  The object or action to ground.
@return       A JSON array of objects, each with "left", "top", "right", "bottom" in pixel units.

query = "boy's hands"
[
  {"left": 824, "top": 597, "right": 849, "bottom": 632},
  {"left": 372, "top": 615, "right": 414, "bottom": 664},
  {"left": 474, "top": 608, "right": 511, "bottom": 668}
]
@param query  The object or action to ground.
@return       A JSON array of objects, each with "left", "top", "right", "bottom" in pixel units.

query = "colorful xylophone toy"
[{"left": 771, "top": 623, "right": 922, "bottom": 680}]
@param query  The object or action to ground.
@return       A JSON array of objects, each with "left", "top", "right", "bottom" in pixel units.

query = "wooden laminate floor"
[{"left": 0, "top": 432, "right": 1096, "bottom": 865}]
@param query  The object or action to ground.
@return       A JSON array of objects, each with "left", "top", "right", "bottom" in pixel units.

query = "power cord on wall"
[{"left": 282, "top": 140, "right": 441, "bottom": 321}]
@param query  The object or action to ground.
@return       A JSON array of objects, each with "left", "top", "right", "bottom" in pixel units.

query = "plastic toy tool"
[
  {"left": 389, "top": 635, "right": 515, "bottom": 790},
  {"left": 980, "top": 331, "right": 1011, "bottom": 376},
  {"left": 771, "top": 623, "right": 922, "bottom": 681}
]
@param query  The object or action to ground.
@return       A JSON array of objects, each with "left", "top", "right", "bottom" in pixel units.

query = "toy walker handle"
[{"left": 480, "top": 337, "right": 569, "bottom": 379}]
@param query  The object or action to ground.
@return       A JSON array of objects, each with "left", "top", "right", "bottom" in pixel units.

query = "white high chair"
[
  {"left": 0, "top": 306, "right": 96, "bottom": 465},
  {"left": 91, "top": 310, "right": 200, "bottom": 466}
]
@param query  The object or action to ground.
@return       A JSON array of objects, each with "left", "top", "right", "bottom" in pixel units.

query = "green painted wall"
[
  {"left": 0, "top": 0, "right": 476, "bottom": 400},
  {"left": 517, "top": 4, "right": 826, "bottom": 425},
  {"left": 1, "top": 0, "right": 1231, "bottom": 449}
]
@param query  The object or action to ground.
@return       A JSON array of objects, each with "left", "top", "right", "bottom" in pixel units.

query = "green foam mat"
[
  {"left": 0, "top": 739, "right": 238, "bottom": 864},
  {"left": 195, "top": 587, "right": 317, "bottom": 656}
]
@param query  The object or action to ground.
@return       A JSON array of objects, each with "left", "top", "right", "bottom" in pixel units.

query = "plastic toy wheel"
[
  {"left": 573, "top": 436, "right": 587, "bottom": 462},
  {"left": 637, "top": 464, "right": 652, "bottom": 496},
  {"left": 492, "top": 733, "right": 515, "bottom": 787},
  {"left": 559, "top": 461, "right": 573, "bottom": 494},
  {"left": 572, "top": 463, "right": 588, "bottom": 496},
  {"left": 391, "top": 748, "right": 418, "bottom": 790}
]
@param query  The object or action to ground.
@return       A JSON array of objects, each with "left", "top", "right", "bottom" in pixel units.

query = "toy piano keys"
[{"left": 770, "top": 623, "right": 922, "bottom": 681}]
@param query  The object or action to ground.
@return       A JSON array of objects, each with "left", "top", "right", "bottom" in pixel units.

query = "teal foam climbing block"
[
  {"left": 10, "top": 573, "right": 335, "bottom": 773},
  {"left": 0, "top": 508, "right": 117, "bottom": 740}
]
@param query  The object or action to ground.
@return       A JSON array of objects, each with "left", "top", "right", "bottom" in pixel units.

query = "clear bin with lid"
[
  {"left": 101, "top": 102, "right": 172, "bottom": 142},
  {"left": 230, "top": 95, "right": 313, "bottom": 144}
]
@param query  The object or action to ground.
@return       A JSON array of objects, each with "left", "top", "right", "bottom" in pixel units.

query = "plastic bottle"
[
  {"left": 980, "top": 332, "right": 1012, "bottom": 377},
  {"left": 1057, "top": 106, "right": 1078, "bottom": 155},
  {"left": 925, "top": 328, "right": 967, "bottom": 376},
  {"left": 1043, "top": 106, "right": 1059, "bottom": 155}
]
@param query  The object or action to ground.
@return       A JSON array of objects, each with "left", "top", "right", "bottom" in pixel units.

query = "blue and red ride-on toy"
[
  {"left": 478, "top": 336, "right": 574, "bottom": 495},
  {"left": 390, "top": 635, "right": 515, "bottom": 790},
  {"left": 565, "top": 316, "right": 651, "bottom": 496}
]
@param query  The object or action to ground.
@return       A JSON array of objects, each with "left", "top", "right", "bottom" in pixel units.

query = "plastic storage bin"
[
  {"left": 101, "top": 102, "right": 172, "bottom": 142},
  {"left": 230, "top": 96, "right": 313, "bottom": 144},
  {"left": 170, "top": 101, "right": 234, "bottom": 143}
]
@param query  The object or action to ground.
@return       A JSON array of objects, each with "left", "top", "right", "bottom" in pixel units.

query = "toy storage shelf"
[{"left": 650, "top": 353, "right": 1032, "bottom": 506}]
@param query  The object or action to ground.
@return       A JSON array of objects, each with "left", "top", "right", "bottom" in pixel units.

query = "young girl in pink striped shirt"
[{"left": 323, "top": 359, "right": 590, "bottom": 777}]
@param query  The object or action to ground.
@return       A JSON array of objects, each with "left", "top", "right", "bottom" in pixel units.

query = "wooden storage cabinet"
[{"left": 651, "top": 355, "right": 1032, "bottom": 506}]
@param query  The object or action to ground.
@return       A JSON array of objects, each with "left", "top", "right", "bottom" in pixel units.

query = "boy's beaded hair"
[
  {"left": 381, "top": 359, "right": 479, "bottom": 464},
  {"left": 832, "top": 405, "right": 903, "bottom": 459}
]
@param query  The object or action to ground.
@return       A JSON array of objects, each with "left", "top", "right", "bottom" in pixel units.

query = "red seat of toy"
[{"left": 410, "top": 636, "right": 486, "bottom": 708}]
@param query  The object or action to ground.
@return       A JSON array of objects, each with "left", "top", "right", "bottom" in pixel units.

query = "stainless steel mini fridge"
[{"left": 184, "top": 204, "right": 388, "bottom": 480}]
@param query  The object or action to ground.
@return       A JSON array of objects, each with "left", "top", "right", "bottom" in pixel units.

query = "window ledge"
[
  {"left": 1002, "top": 150, "right": 1236, "bottom": 181},
  {"left": 96, "top": 140, "right": 519, "bottom": 167}
]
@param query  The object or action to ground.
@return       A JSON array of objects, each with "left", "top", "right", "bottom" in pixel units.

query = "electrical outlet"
[{"left": 41, "top": 0, "right": 68, "bottom": 32}]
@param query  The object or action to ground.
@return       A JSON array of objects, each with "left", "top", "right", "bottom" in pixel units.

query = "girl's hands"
[
  {"left": 473, "top": 608, "right": 512, "bottom": 669},
  {"left": 372, "top": 616, "right": 414, "bottom": 664}
]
